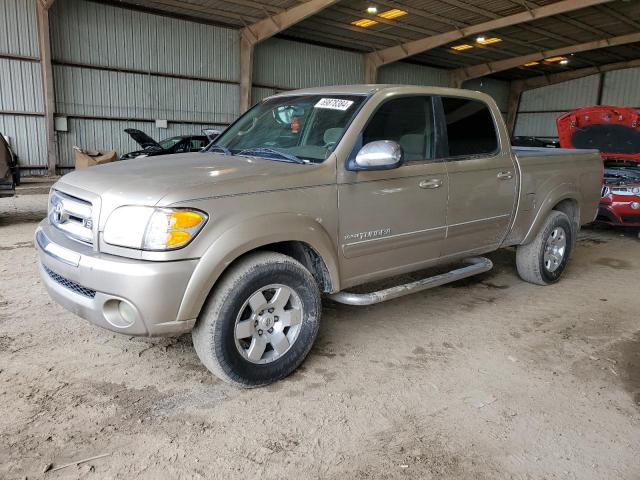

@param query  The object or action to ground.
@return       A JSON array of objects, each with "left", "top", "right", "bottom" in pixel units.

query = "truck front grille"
[
  {"left": 49, "top": 190, "right": 94, "bottom": 245},
  {"left": 43, "top": 265, "right": 96, "bottom": 299}
]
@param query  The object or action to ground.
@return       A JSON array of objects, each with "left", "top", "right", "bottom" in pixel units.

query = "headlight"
[
  {"left": 103, "top": 206, "right": 207, "bottom": 250},
  {"left": 608, "top": 185, "right": 640, "bottom": 196}
]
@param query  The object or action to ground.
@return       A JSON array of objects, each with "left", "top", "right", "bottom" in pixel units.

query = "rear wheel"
[
  {"left": 516, "top": 211, "right": 573, "bottom": 286},
  {"left": 192, "top": 252, "right": 321, "bottom": 387}
]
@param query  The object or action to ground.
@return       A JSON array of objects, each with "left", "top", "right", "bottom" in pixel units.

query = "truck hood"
[{"left": 57, "top": 152, "right": 331, "bottom": 210}]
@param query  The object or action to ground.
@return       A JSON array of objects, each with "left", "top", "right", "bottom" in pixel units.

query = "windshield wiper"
[
  {"left": 237, "top": 147, "right": 307, "bottom": 164},
  {"left": 204, "top": 144, "right": 231, "bottom": 155}
]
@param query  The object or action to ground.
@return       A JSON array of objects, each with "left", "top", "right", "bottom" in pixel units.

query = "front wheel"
[
  {"left": 516, "top": 211, "right": 573, "bottom": 286},
  {"left": 192, "top": 252, "right": 321, "bottom": 387}
]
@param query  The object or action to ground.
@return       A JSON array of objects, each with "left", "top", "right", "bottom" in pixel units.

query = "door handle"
[
  {"left": 497, "top": 171, "right": 513, "bottom": 180},
  {"left": 419, "top": 179, "right": 442, "bottom": 189}
]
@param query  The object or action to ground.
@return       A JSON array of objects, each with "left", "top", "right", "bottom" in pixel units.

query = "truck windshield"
[{"left": 211, "top": 94, "right": 366, "bottom": 163}]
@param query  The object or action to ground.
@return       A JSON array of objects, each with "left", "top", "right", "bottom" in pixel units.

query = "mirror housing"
[{"left": 352, "top": 140, "right": 404, "bottom": 171}]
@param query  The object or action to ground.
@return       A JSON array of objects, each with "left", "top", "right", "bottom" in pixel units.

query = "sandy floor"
[{"left": 1, "top": 193, "right": 639, "bottom": 479}]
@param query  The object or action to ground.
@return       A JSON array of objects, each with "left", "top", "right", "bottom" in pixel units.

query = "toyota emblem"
[{"left": 53, "top": 202, "right": 64, "bottom": 223}]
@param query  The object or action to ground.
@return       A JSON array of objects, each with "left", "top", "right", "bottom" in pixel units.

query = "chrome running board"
[{"left": 328, "top": 257, "right": 493, "bottom": 306}]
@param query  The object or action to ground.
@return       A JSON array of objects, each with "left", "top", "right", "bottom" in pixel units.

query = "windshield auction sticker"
[{"left": 314, "top": 98, "right": 354, "bottom": 111}]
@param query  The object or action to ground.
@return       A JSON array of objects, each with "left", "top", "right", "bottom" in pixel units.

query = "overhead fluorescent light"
[
  {"left": 476, "top": 37, "right": 502, "bottom": 45},
  {"left": 523, "top": 61, "right": 540, "bottom": 66},
  {"left": 366, "top": 6, "right": 378, "bottom": 14},
  {"left": 352, "top": 18, "right": 378, "bottom": 27},
  {"left": 377, "top": 8, "right": 407, "bottom": 19},
  {"left": 559, "top": 59, "right": 569, "bottom": 65},
  {"left": 545, "top": 56, "right": 567, "bottom": 63},
  {"left": 451, "top": 44, "right": 474, "bottom": 51}
]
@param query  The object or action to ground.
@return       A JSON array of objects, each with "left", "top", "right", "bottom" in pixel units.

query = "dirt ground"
[{"left": 1, "top": 192, "right": 639, "bottom": 480}]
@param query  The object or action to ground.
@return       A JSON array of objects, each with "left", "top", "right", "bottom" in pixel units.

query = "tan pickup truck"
[{"left": 35, "top": 85, "right": 602, "bottom": 387}]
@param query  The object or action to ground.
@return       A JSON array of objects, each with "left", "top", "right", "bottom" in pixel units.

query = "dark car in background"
[
  {"left": 512, "top": 136, "right": 560, "bottom": 149},
  {"left": 0, "top": 134, "right": 19, "bottom": 198},
  {"left": 119, "top": 129, "right": 210, "bottom": 160}
]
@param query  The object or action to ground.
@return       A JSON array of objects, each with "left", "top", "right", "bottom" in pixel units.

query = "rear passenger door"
[
  {"left": 436, "top": 96, "right": 517, "bottom": 257},
  {"left": 338, "top": 96, "right": 449, "bottom": 286}
]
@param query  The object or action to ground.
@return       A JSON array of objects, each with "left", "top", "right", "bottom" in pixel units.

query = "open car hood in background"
[
  {"left": 124, "top": 128, "right": 162, "bottom": 150},
  {"left": 557, "top": 106, "right": 640, "bottom": 163},
  {"left": 0, "top": 134, "right": 13, "bottom": 180}
]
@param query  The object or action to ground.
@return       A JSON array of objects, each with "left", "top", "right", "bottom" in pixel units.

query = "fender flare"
[
  {"left": 521, "top": 182, "right": 582, "bottom": 245},
  {"left": 176, "top": 213, "right": 339, "bottom": 321}
]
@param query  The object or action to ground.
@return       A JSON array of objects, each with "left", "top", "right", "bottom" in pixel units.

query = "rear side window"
[
  {"left": 363, "top": 96, "right": 434, "bottom": 162},
  {"left": 441, "top": 97, "right": 498, "bottom": 158}
]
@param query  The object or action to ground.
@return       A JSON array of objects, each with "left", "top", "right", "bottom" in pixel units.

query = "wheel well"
[
  {"left": 237, "top": 241, "right": 333, "bottom": 293},
  {"left": 553, "top": 198, "right": 580, "bottom": 238}
]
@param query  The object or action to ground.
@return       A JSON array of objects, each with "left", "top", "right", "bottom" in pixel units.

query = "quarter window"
[
  {"left": 363, "top": 97, "right": 434, "bottom": 162},
  {"left": 441, "top": 97, "right": 498, "bottom": 158}
]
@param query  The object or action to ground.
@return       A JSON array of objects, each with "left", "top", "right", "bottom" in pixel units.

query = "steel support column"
[{"left": 36, "top": 0, "right": 56, "bottom": 176}]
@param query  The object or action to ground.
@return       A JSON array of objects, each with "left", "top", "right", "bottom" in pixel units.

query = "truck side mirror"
[{"left": 354, "top": 140, "right": 404, "bottom": 171}]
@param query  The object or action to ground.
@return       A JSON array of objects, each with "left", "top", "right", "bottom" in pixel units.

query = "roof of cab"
[{"left": 270, "top": 84, "right": 493, "bottom": 101}]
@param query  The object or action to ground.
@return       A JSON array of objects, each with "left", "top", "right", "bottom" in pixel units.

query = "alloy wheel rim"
[
  {"left": 234, "top": 284, "right": 303, "bottom": 364},
  {"left": 543, "top": 226, "right": 567, "bottom": 273}
]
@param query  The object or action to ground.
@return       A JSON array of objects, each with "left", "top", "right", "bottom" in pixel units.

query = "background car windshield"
[
  {"left": 159, "top": 137, "right": 183, "bottom": 149},
  {"left": 214, "top": 94, "right": 366, "bottom": 162}
]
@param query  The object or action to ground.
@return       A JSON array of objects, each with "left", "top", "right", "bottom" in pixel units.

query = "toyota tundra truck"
[{"left": 35, "top": 85, "right": 602, "bottom": 387}]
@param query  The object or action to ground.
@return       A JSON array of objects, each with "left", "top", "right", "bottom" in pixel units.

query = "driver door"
[{"left": 337, "top": 96, "right": 449, "bottom": 287}]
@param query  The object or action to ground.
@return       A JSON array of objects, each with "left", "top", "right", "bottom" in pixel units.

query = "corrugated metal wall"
[
  {"left": 378, "top": 62, "right": 449, "bottom": 87},
  {"left": 253, "top": 38, "right": 363, "bottom": 93},
  {"left": 50, "top": 0, "right": 240, "bottom": 169},
  {"left": 53, "top": 65, "right": 237, "bottom": 124},
  {"left": 0, "top": 0, "right": 39, "bottom": 57},
  {"left": 50, "top": 0, "right": 238, "bottom": 81},
  {"left": 519, "top": 75, "right": 600, "bottom": 112},
  {"left": 462, "top": 78, "right": 510, "bottom": 114},
  {"left": 514, "top": 74, "right": 601, "bottom": 139},
  {"left": 0, "top": 0, "right": 45, "bottom": 172},
  {"left": 0, "top": 58, "right": 43, "bottom": 113},
  {"left": 601, "top": 67, "right": 640, "bottom": 106}
]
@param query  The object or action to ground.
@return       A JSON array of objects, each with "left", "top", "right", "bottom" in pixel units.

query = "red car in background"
[{"left": 557, "top": 106, "right": 640, "bottom": 227}]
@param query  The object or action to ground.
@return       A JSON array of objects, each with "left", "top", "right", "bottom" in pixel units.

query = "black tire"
[
  {"left": 516, "top": 210, "right": 573, "bottom": 286},
  {"left": 192, "top": 251, "right": 321, "bottom": 387}
]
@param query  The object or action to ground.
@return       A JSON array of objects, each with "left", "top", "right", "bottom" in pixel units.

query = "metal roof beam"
[
  {"left": 240, "top": 0, "right": 339, "bottom": 45},
  {"left": 239, "top": 0, "right": 339, "bottom": 112},
  {"left": 515, "top": 58, "right": 640, "bottom": 91},
  {"left": 450, "top": 32, "right": 640, "bottom": 86},
  {"left": 364, "top": 0, "right": 615, "bottom": 82}
]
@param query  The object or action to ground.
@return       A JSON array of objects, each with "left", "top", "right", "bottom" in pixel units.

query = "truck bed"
[{"left": 503, "top": 147, "right": 602, "bottom": 246}]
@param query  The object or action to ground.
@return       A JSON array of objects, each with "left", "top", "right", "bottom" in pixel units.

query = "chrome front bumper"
[{"left": 35, "top": 221, "right": 198, "bottom": 336}]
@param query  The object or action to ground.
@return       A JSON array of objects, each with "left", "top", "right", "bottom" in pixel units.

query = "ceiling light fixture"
[
  {"left": 523, "top": 61, "right": 540, "bottom": 66},
  {"left": 545, "top": 56, "right": 567, "bottom": 63},
  {"left": 559, "top": 59, "right": 569, "bottom": 65},
  {"left": 366, "top": 6, "right": 378, "bottom": 14},
  {"left": 451, "top": 44, "right": 474, "bottom": 51},
  {"left": 476, "top": 37, "right": 502, "bottom": 45},
  {"left": 377, "top": 8, "right": 407, "bottom": 19},
  {"left": 352, "top": 18, "right": 378, "bottom": 27}
]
